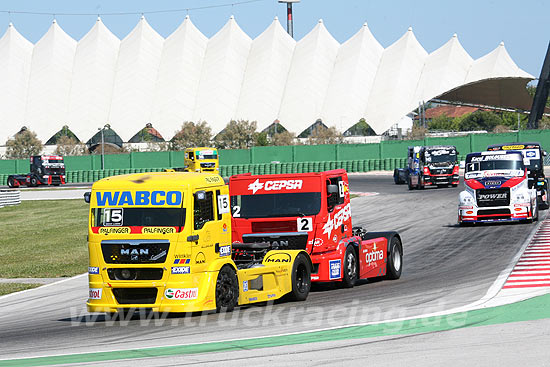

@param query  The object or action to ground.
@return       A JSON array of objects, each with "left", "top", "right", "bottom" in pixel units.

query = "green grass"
[
  {"left": 0, "top": 283, "right": 41, "bottom": 296},
  {"left": 0, "top": 200, "right": 88, "bottom": 278}
]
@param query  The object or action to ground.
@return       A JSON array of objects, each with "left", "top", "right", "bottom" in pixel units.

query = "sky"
[{"left": 0, "top": 0, "right": 548, "bottom": 79}]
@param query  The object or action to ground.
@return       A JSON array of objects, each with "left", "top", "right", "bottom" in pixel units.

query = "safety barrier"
[{"left": 0, "top": 189, "right": 21, "bottom": 208}]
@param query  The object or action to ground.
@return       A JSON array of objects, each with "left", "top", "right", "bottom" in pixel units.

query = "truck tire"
[
  {"left": 288, "top": 253, "right": 311, "bottom": 301},
  {"left": 341, "top": 245, "right": 358, "bottom": 288},
  {"left": 7, "top": 177, "right": 16, "bottom": 188},
  {"left": 385, "top": 236, "right": 403, "bottom": 280},
  {"left": 408, "top": 177, "right": 414, "bottom": 191},
  {"left": 215, "top": 265, "right": 239, "bottom": 312},
  {"left": 30, "top": 177, "right": 38, "bottom": 187}
]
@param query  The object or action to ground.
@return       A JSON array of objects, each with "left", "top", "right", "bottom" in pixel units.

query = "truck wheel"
[
  {"left": 407, "top": 177, "right": 414, "bottom": 191},
  {"left": 385, "top": 236, "right": 403, "bottom": 280},
  {"left": 7, "top": 177, "right": 16, "bottom": 188},
  {"left": 288, "top": 253, "right": 311, "bottom": 301},
  {"left": 215, "top": 265, "right": 239, "bottom": 312},
  {"left": 341, "top": 246, "right": 358, "bottom": 288},
  {"left": 30, "top": 177, "right": 38, "bottom": 187}
]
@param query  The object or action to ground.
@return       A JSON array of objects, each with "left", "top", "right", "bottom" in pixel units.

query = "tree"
[
  {"left": 214, "top": 120, "right": 258, "bottom": 149},
  {"left": 307, "top": 125, "right": 343, "bottom": 145},
  {"left": 428, "top": 114, "right": 456, "bottom": 131},
  {"left": 271, "top": 131, "right": 296, "bottom": 146},
  {"left": 54, "top": 136, "right": 87, "bottom": 156},
  {"left": 5, "top": 127, "right": 43, "bottom": 159},
  {"left": 255, "top": 132, "right": 269, "bottom": 146},
  {"left": 457, "top": 111, "right": 502, "bottom": 132},
  {"left": 539, "top": 115, "right": 550, "bottom": 129},
  {"left": 171, "top": 121, "right": 212, "bottom": 150},
  {"left": 407, "top": 125, "right": 427, "bottom": 140},
  {"left": 501, "top": 111, "right": 527, "bottom": 130}
]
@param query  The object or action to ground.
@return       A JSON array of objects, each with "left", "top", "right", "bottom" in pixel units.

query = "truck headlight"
[{"left": 515, "top": 193, "right": 525, "bottom": 201}]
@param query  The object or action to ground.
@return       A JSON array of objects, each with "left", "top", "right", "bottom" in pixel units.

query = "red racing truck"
[
  {"left": 7, "top": 155, "right": 66, "bottom": 188},
  {"left": 229, "top": 169, "right": 403, "bottom": 287}
]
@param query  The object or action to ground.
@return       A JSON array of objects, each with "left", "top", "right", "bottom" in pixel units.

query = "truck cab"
[
  {"left": 7, "top": 155, "right": 66, "bottom": 187},
  {"left": 408, "top": 145, "right": 459, "bottom": 189},
  {"left": 487, "top": 143, "right": 549, "bottom": 209},
  {"left": 184, "top": 147, "right": 219, "bottom": 173},
  {"left": 86, "top": 172, "right": 310, "bottom": 315},
  {"left": 229, "top": 169, "right": 403, "bottom": 287},
  {"left": 458, "top": 151, "right": 538, "bottom": 225}
]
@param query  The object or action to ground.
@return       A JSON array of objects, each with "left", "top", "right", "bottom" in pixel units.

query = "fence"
[{"left": 1, "top": 130, "right": 550, "bottom": 184}]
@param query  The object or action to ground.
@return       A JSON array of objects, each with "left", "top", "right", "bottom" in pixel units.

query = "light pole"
[
  {"left": 99, "top": 124, "right": 109, "bottom": 170},
  {"left": 278, "top": 0, "right": 300, "bottom": 38}
]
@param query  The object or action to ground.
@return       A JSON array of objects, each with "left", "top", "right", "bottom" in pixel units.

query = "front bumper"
[
  {"left": 458, "top": 203, "right": 532, "bottom": 223},
  {"left": 310, "top": 247, "right": 344, "bottom": 282},
  {"left": 87, "top": 271, "right": 217, "bottom": 313},
  {"left": 424, "top": 174, "right": 459, "bottom": 186}
]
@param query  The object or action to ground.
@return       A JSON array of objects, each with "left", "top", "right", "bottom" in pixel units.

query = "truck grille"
[
  {"left": 430, "top": 168, "right": 452, "bottom": 175},
  {"left": 200, "top": 162, "right": 216, "bottom": 168},
  {"left": 112, "top": 288, "right": 158, "bottom": 304},
  {"left": 107, "top": 268, "right": 164, "bottom": 281},
  {"left": 101, "top": 240, "right": 169, "bottom": 264},
  {"left": 476, "top": 188, "right": 510, "bottom": 207},
  {"left": 242, "top": 232, "right": 308, "bottom": 250}
]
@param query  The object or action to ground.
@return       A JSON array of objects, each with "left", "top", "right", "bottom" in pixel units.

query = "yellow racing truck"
[
  {"left": 184, "top": 147, "right": 219, "bottom": 173},
  {"left": 85, "top": 172, "right": 311, "bottom": 314}
]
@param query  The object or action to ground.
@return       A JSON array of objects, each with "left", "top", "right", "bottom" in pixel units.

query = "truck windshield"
[
  {"left": 196, "top": 150, "right": 217, "bottom": 160},
  {"left": 92, "top": 208, "right": 185, "bottom": 227},
  {"left": 465, "top": 160, "right": 523, "bottom": 172},
  {"left": 425, "top": 150, "right": 457, "bottom": 164},
  {"left": 231, "top": 193, "right": 321, "bottom": 218}
]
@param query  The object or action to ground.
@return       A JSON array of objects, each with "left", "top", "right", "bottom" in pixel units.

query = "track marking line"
[{"left": 0, "top": 273, "right": 86, "bottom": 301}]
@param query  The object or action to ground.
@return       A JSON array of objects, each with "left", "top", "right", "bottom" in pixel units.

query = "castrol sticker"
[{"left": 165, "top": 288, "right": 198, "bottom": 300}]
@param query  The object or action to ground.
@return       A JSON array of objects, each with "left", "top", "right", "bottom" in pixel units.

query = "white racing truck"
[{"left": 458, "top": 150, "right": 538, "bottom": 225}]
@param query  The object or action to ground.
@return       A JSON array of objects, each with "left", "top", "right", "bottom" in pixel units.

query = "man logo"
[
  {"left": 264, "top": 253, "right": 291, "bottom": 263},
  {"left": 195, "top": 252, "right": 206, "bottom": 264}
]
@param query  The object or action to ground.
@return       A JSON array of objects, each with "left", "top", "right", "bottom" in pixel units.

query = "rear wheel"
[
  {"left": 215, "top": 265, "right": 239, "bottom": 312},
  {"left": 288, "top": 253, "right": 311, "bottom": 301},
  {"left": 408, "top": 177, "right": 414, "bottom": 190},
  {"left": 341, "top": 246, "right": 358, "bottom": 288},
  {"left": 385, "top": 236, "right": 403, "bottom": 280},
  {"left": 30, "top": 177, "right": 38, "bottom": 187},
  {"left": 7, "top": 177, "right": 16, "bottom": 188}
]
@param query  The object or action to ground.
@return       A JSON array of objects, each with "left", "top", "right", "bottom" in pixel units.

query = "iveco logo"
[
  {"left": 485, "top": 181, "right": 501, "bottom": 186},
  {"left": 121, "top": 249, "right": 149, "bottom": 256}
]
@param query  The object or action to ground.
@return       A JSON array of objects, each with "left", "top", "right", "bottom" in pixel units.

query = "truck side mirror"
[
  {"left": 459, "top": 161, "right": 465, "bottom": 169},
  {"left": 187, "top": 235, "right": 199, "bottom": 242},
  {"left": 544, "top": 150, "right": 548, "bottom": 157},
  {"left": 84, "top": 192, "right": 91, "bottom": 203},
  {"left": 327, "top": 185, "right": 338, "bottom": 194}
]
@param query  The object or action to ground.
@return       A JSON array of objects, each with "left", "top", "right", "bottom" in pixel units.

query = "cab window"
[
  {"left": 194, "top": 191, "right": 214, "bottom": 230},
  {"left": 326, "top": 176, "right": 344, "bottom": 210}
]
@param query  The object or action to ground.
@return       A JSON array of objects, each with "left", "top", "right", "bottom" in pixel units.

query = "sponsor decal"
[
  {"left": 478, "top": 193, "right": 507, "bottom": 200},
  {"left": 364, "top": 244, "right": 384, "bottom": 264},
  {"left": 526, "top": 151, "right": 537, "bottom": 157},
  {"left": 311, "top": 275, "right": 320, "bottom": 280},
  {"left": 323, "top": 203, "right": 352, "bottom": 238},
  {"left": 267, "top": 294, "right": 276, "bottom": 299},
  {"left": 219, "top": 245, "right": 231, "bottom": 257},
  {"left": 264, "top": 253, "right": 291, "bottom": 263},
  {"left": 195, "top": 252, "right": 206, "bottom": 264},
  {"left": 313, "top": 238, "right": 324, "bottom": 247},
  {"left": 471, "top": 155, "right": 519, "bottom": 162},
  {"left": 204, "top": 176, "right": 221, "bottom": 183},
  {"left": 485, "top": 180, "right": 501, "bottom": 186},
  {"left": 150, "top": 250, "right": 167, "bottom": 261},
  {"left": 89, "top": 288, "right": 102, "bottom": 300},
  {"left": 95, "top": 190, "right": 182, "bottom": 206},
  {"left": 249, "top": 297, "right": 258, "bottom": 301},
  {"left": 99, "top": 227, "right": 130, "bottom": 235},
  {"left": 164, "top": 288, "right": 198, "bottom": 300},
  {"left": 243, "top": 280, "right": 249, "bottom": 292},
  {"left": 329, "top": 259, "right": 341, "bottom": 280},
  {"left": 217, "top": 194, "right": 230, "bottom": 214},
  {"left": 247, "top": 178, "right": 303, "bottom": 194},
  {"left": 121, "top": 248, "right": 149, "bottom": 256},
  {"left": 171, "top": 266, "right": 190, "bottom": 274},
  {"left": 175, "top": 254, "right": 191, "bottom": 259},
  {"left": 222, "top": 223, "right": 228, "bottom": 232},
  {"left": 88, "top": 267, "right": 99, "bottom": 274},
  {"left": 141, "top": 227, "right": 176, "bottom": 234},
  {"left": 174, "top": 258, "right": 191, "bottom": 264}
]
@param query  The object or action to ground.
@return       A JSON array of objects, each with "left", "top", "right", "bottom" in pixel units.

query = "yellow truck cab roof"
[
  {"left": 185, "top": 147, "right": 216, "bottom": 152},
  {"left": 92, "top": 171, "right": 224, "bottom": 192}
]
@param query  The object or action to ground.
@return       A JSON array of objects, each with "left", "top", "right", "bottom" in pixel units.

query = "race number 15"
[
  {"left": 103, "top": 208, "right": 123, "bottom": 226},
  {"left": 297, "top": 217, "right": 313, "bottom": 232}
]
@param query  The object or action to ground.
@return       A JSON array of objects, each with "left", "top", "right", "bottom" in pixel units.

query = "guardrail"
[{"left": 0, "top": 189, "right": 21, "bottom": 208}]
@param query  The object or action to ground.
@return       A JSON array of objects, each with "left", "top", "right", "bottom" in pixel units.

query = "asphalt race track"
[{"left": 0, "top": 175, "right": 544, "bottom": 363}]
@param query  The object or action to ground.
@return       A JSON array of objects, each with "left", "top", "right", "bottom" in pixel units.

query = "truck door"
[
  {"left": 190, "top": 188, "right": 232, "bottom": 264},
  {"left": 325, "top": 175, "right": 349, "bottom": 243}
]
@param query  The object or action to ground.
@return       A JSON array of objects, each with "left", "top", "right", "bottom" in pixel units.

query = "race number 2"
[{"left": 297, "top": 217, "right": 313, "bottom": 232}]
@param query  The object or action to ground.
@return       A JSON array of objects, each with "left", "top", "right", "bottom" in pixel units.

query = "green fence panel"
[
  {"left": 381, "top": 139, "right": 424, "bottom": 159},
  {"left": 132, "top": 151, "right": 171, "bottom": 168},
  {"left": 170, "top": 150, "right": 187, "bottom": 167},
  {"left": 0, "top": 159, "right": 17, "bottom": 175},
  {"left": 104, "top": 154, "right": 131, "bottom": 170},
  {"left": 252, "top": 145, "right": 293, "bottom": 164},
  {"left": 338, "top": 143, "right": 381, "bottom": 161},
  {"left": 470, "top": 132, "right": 519, "bottom": 152},
  {"left": 425, "top": 135, "right": 471, "bottom": 156},
  {"left": 294, "top": 145, "right": 337, "bottom": 162},
  {"left": 220, "top": 149, "right": 251, "bottom": 165},
  {"left": 518, "top": 130, "right": 550, "bottom": 148}
]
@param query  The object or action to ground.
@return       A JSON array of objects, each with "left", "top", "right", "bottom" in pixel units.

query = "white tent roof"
[
  {"left": 0, "top": 17, "right": 535, "bottom": 145},
  {"left": 0, "top": 24, "right": 33, "bottom": 145},
  {"left": 68, "top": 18, "right": 120, "bottom": 143}
]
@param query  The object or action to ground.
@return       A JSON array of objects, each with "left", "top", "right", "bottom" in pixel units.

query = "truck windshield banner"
[{"left": 95, "top": 191, "right": 182, "bottom": 206}]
